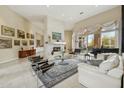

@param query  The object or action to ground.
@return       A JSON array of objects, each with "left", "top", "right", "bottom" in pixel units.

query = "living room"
[{"left": 0, "top": 4, "right": 123, "bottom": 89}]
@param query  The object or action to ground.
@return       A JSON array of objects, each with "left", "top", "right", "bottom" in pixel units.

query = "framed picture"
[
  {"left": 14, "top": 40, "right": 20, "bottom": 46},
  {"left": 17, "top": 30, "right": 25, "bottom": 39},
  {"left": 1, "top": 25, "right": 15, "bottom": 37},
  {"left": 22, "top": 40, "right": 27, "bottom": 46},
  {"left": 26, "top": 33, "right": 30, "bottom": 39},
  {"left": 36, "top": 40, "right": 41, "bottom": 47},
  {"left": 0, "top": 37, "right": 12, "bottom": 49},
  {"left": 52, "top": 32, "right": 61, "bottom": 40},
  {"left": 29, "top": 40, "right": 34, "bottom": 45},
  {"left": 31, "top": 34, "right": 34, "bottom": 39}
]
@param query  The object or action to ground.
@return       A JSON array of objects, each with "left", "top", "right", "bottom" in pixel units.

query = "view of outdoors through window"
[
  {"left": 101, "top": 31, "right": 116, "bottom": 48},
  {"left": 88, "top": 34, "right": 94, "bottom": 48},
  {"left": 80, "top": 30, "right": 116, "bottom": 49}
]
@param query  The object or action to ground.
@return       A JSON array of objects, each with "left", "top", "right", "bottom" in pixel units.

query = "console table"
[{"left": 19, "top": 49, "right": 36, "bottom": 58}]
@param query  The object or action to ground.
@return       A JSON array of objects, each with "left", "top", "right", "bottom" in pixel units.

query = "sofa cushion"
[
  {"left": 99, "top": 55, "right": 119, "bottom": 73},
  {"left": 108, "top": 68, "right": 123, "bottom": 79}
]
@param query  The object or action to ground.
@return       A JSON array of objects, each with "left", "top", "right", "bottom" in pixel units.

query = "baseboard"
[{"left": 0, "top": 57, "right": 19, "bottom": 64}]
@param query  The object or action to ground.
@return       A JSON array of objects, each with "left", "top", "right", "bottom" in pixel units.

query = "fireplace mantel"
[{"left": 53, "top": 42, "right": 66, "bottom": 45}]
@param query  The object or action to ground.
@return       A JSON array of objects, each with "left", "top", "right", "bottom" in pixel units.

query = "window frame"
[{"left": 100, "top": 29, "right": 117, "bottom": 48}]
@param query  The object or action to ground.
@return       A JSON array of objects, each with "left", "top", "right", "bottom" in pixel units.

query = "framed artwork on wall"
[
  {"left": 29, "top": 40, "right": 34, "bottom": 45},
  {"left": 14, "top": 40, "right": 20, "bottom": 46},
  {"left": 22, "top": 40, "right": 27, "bottom": 46},
  {"left": 17, "top": 30, "right": 25, "bottom": 39},
  {"left": 0, "top": 37, "right": 12, "bottom": 49},
  {"left": 52, "top": 32, "right": 61, "bottom": 40},
  {"left": 26, "top": 33, "right": 30, "bottom": 39},
  {"left": 1, "top": 25, "right": 15, "bottom": 37},
  {"left": 31, "top": 34, "right": 34, "bottom": 39}
]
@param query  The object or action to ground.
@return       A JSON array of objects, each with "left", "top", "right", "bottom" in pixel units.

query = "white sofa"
[{"left": 78, "top": 55, "right": 123, "bottom": 88}]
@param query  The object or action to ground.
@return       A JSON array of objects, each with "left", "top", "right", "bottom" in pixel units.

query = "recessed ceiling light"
[{"left": 80, "top": 11, "right": 84, "bottom": 15}]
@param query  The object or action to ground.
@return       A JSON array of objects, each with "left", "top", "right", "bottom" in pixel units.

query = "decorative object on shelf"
[
  {"left": 22, "top": 40, "right": 27, "bottom": 46},
  {"left": 56, "top": 40, "right": 59, "bottom": 42},
  {"left": 0, "top": 37, "right": 12, "bottom": 49},
  {"left": 30, "top": 40, "right": 34, "bottom": 45},
  {"left": 14, "top": 40, "right": 20, "bottom": 46},
  {"left": 52, "top": 32, "right": 61, "bottom": 40},
  {"left": 79, "top": 37, "right": 82, "bottom": 39},
  {"left": 31, "top": 47, "right": 34, "bottom": 49},
  {"left": 26, "top": 33, "right": 30, "bottom": 39},
  {"left": 20, "top": 47, "right": 23, "bottom": 51},
  {"left": 17, "top": 29, "right": 25, "bottom": 39},
  {"left": 1, "top": 25, "right": 15, "bottom": 37},
  {"left": 45, "top": 41, "right": 48, "bottom": 44},
  {"left": 31, "top": 34, "right": 34, "bottom": 39}
]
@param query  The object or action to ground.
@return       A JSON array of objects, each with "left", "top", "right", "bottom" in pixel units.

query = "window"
[
  {"left": 101, "top": 31, "right": 116, "bottom": 48},
  {"left": 88, "top": 34, "right": 94, "bottom": 48}
]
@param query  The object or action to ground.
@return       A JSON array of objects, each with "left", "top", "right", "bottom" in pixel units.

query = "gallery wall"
[{"left": 0, "top": 6, "right": 44, "bottom": 63}]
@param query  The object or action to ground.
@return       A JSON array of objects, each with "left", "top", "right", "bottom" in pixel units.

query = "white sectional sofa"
[{"left": 78, "top": 54, "right": 123, "bottom": 88}]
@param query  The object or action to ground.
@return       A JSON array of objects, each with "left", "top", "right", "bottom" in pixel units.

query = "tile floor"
[{"left": 0, "top": 58, "right": 84, "bottom": 88}]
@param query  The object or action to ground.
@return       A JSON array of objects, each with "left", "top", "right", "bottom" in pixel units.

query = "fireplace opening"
[{"left": 51, "top": 47, "right": 61, "bottom": 55}]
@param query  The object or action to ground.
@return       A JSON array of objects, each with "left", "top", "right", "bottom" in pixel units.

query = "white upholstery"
[
  {"left": 108, "top": 68, "right": 123, "bottom": 79},
  {"left": 99, "top": 55, "right": 119, "bottom": 73},
  {"left": 78, "top": 55, "right": 123, "bottom": 88}
]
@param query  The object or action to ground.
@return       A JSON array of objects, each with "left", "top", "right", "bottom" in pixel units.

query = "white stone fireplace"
[{"left": 44, "top": 42, "right": 65, "bottom": 58}]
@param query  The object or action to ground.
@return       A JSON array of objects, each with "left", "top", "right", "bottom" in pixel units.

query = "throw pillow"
[{"left": 99, "top": 55, "right": 119, "bottom": 73}]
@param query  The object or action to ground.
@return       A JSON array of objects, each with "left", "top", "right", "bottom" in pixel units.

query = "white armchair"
[{"left": 78, "top": 55, "right": 123, "bottom": 88}]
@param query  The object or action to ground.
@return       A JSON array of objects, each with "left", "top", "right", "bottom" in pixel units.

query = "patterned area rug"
[
  {"left": 38, "top": 59, "right": 81, "bottom": 88},
  {"left": 34, "top": 59, "right": 103, "bottom": 88}
]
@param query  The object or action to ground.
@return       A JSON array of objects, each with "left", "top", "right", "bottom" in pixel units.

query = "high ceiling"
[{"left": 8, "top": 5, "right": 118, "bottom": 30}]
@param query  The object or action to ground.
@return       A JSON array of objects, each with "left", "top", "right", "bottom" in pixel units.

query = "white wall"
[
  {"left": 44, "top": 17, "right": 65, "bottom": 58},
  {"left": 47, "top": 17, "right": 64, "bottom": 42},
  {"left": 0, "top": 6, "right": 44, "bottom": 63},
  {"left": 64, "top": 31, "right": 72, "bottom": 52},
  {"left": 72, "top": 6, "right": 121, "bottom": 50}
]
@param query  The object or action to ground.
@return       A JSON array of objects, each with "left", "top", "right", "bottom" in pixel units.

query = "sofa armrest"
[
  {"left": 78, "top": 63, "right": 100, "bottom": 73},
  {"left": 78, "top": 65, "right": 121, "bottom": 87}
]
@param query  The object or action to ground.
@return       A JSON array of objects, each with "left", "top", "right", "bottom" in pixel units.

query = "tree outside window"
[
  {"left": 101, "top": 31, "right": 116, "bottom": 48},
  {"left": 88, "top": 34, "right": 94, "bottom": 49}
]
